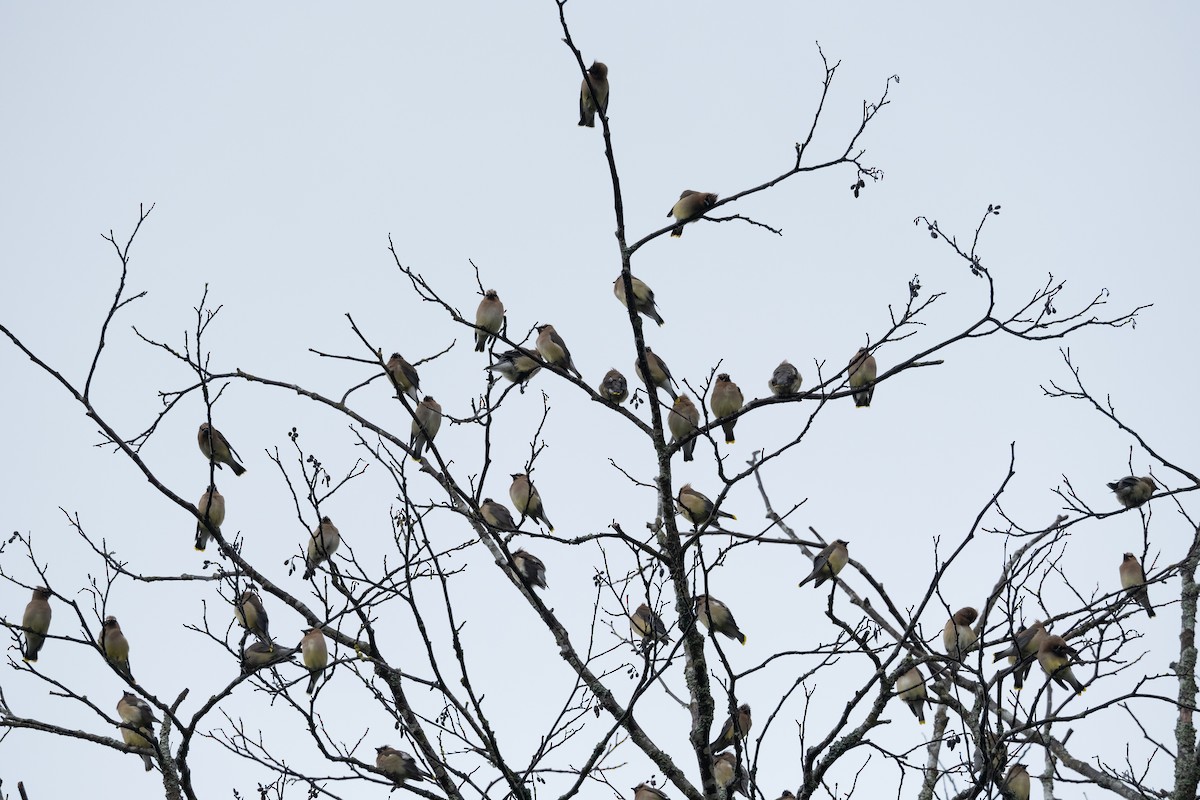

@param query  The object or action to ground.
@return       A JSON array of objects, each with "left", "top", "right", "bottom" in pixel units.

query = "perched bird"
[
  {"left": 1037, "top": 634, "right": 1086, "bottom": 695},
  {"left": 1108, "top": 476, "right": 1158, "bottom": 509},
  {"left": 197, "top": 422, "right": 247, "bottom": 475},
  {"left": 1120, "top": 553, "right": 1155, "bottom": 618},
  {"left": 613, "top": 274, "right": 665, "bottom": 326},
  {"left": 235, "top": 589, "right": 271, "bottom": 644},
  {"left": 694, "top": 595, "right": 746, "bottom": 644},
  {"left": 535, "top": 324, "right": 582, "bottom": 379},
  {"left": 195, "top": 486, "right": 225, "bottom": 551},
  {"left": 303, "top": 516, "right": 341, "bottom": 580},
  {"left": 1003, "top": 763, "right": 1031, "bottom": 800},
  {"left": 99, "top": 615, "right": 133, "bottom": 679},
  {"left": 768, "top": 361, "right": 802, "bottom": 397},
  {"left": 474, "top": 290, "right": 505, "bottom": 352},
  {"left": 599, "top": 368, "right": 630, "bottom": 404},
  {"left": 848, "top": 348, "right": 877, "bottom": 408},
  {"left": 676, "top": 484, "right": 736, "bottom": 530},
  {"left": 241, "top": 640, "right": 299, "bottom": 674},
  {"left": 992, "top": 620, "right": 1047, "bottom": 691},
  {"left": 486, "top": 349, "right": 542, "bottom": 386},
  {"left": 578, "top": 60, "right": 609, "bottom": 127},
  {"left": 713, "top": 751, "right": 748, "bottom": 797},
  {"left": 797, "top": 540, "right": 850, "bottom": 589},
  {"left": 376, "top": 745, "right": 431, "bottom": 784},
  {"left": 480, "top": 498, "right": 519, "bottom": 531},
  {"left": 300, "top": 627, "right": 328, "bottom": 695},
  {"left": 667, "top": 190, "right": 719, "bottom": 237},
  {"left": 409, "top": 396, "right": 443, "bottom": 461},
  {"left": 710, "top": 703, "right": 751, "bottom": 752},
  {"left": 116, "top": 691, "right": 158, "bottom": 772},
  {"left": 512, "top": 549, "right": 548, "bottom": 590},
  {"left": 895, "top": 665, "right": 928, "bottom": 724},
  {"left": 510, "top": 473, "right": 554, "bottom": 531},
  {"left": 668, "top": 395, "right": 701, "bottom": 461},
  {"left": 21, "top": 586, "right": 52, "bottom": 662},
  {"left": 633, "top": 783, "right": 670, "bottom": 800},
  {"left": 385, "top": 353, "right": 420, "bottom": 401},
  {"left": 631, "top": 603, "right": 670, "bottom": 643},
  {"left": 634, "top": 347, "right": 679, "bottom": 400},
  {"left": 709, "top": 374, "right": 744, "bottom": 444},
  {"left": 943, "top": 607, "right": 979, "bottom": 664}
]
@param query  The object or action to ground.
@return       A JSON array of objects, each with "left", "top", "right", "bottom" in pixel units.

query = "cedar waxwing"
[
  {"left": 981, "top": 728, "right": 1009, "bottom": 780},
  {"left": 676, "top": 484, "right": 736, "bottom": 529},
  {"left": 512, "top": 549, "right": 548, "bottom": 590},
  {"left": 667, "top": 191, "right": 719, "bottom": 237},
  {"left": 303, "top": 516, "right": 341, "bottom": 580},
  {"left": 710, "top": 703, "right": 751, "bottom": 752},
  {"left": 301, "top": 627, "right": 328, "bottom": 695},
  {"left": 1120, "top": 553, "right": 1155, "bottom": 618},
  {"left": 197, "top": 422, "right": 246, "bottom": 476},
  {"left": 480, "top": 498, "right": 519, "bottom": 531},
  {"left": 600, "top": 368, "right": 629, "bottom": 404},
  {"left": 116, "top": 691, "right": 158, "bottom": 772},
  {"left": 475, "top": 290, "right": 505, "bottom": 352},
  {"left": 1037, "top": 634, "right": 1086, "bottom": 695},
  {"left": 241, "top": 640, "right": 299, "bottom": 674},
  {"left": 235, "top": 589, "right": 271, "bottom": 644},
  {"left": 99, "top": 615, "right": 133, "bottom": 679},
  {"left": 195, "top": 486, "right": 225, "bottom": 551},
  {"left": 613, "top": 274, "right": 665, "bottom": 326},
  {"left": 634, "top": 347, "right": 679, "bottom": 401},
  {"left": 668, "top": 395, "right": 700, "bottom": 462},
  {"left": 1108, "top": 476, "right": 1158, "bottom": 509},
  {"left": 535, "top": 324, "right": 582, "bottom": 379},
  {"left": 694, "top": 595, "right": 746, "bottom": 644},
  {"left": 633, "top": 783, "right": 670, "bottom": 800},
  {"left": 710, "top": 374, "right": 744, "bottom": 445},
  {"left": 486, "top": 349, "right": 542, "bottom": 386},
  {"left": 410, "top": 396, "right": 443, "bottom": 461},
  {"left": 769, "top": 361, "right": 802, "bottom": 397},
  {"left": 943, "top": 607, "right": 979, "bottom": 664},
  {"left": 848, "top": 348, "right": 877, "bottom": 408},
  {"left": 797, "top": 540, "right": 850, "bottom": 589},
  {"left": 713, "top": 751, "right": 748, "bottom": 797},
  {"left": 20, "top": 586, "right": 52, "bottom": 662},
  {"left": 510, "top": 473, "right": 554, "bottom": 531},
  {"left": 578, "top": 61, "right": 609, "bottom": 127},
  {"left": 992, "top": 620, "right": 1047, "bottom": 691},
  {"left": 631, "top": 603, "right": 670, "bottom": 643},
  {"left": 1003, "top": 764, "right": 1030, "bottom": 800},
  {"left": 895, "top": 665, "right": 928, "bottom": 724},
  {"left": 385, "top": 353, "right": 420, "bottom": 402},
  {"left": 375, "top": 745, "right": 431, "bottom": 784}
]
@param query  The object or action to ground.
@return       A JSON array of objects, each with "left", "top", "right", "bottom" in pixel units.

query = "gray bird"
[
  {"left": 895, "top": 665, "right": 928, "bottom": 724},
  {"left": 797, "top": 540, "right": 850, "bottom": 589},
  {"left": 303, "top": 516, "right": 341, "bottom": 580},
  {"left": 1108, "top": 476, "right": 1158, "bottom": 509},
  {"left": 241, "top": 640, "right": 300, "bottom": 674},
  {"left": 634, "top": 347, "right": 679, "bottom": 400},
  {"left": 613, "top": 274, "right": 665, "bottom": 326},
  {"left": 21, "top": 586, "right": 52, "bottom": 662},
  {"left": 599, "top": 368, "right": 629, "bottom": 404},
  {"left": 631, "top": 603, "right": 670, "bottom": 643},
  {"left": 510, "top": 473, "right": 553, "bottom": 531},
  {"left": 301, "top": 627, "right": 328, "bottom": 695},
  {"left": 943, "top": 607, "right": 979, "bottom": 664},
  {"left": 195, "top": 486, "right": 225, "bottom": 551},
  {"left": 668, "top": 191, "right": 719, "bottom": 237},
  {"left": 848, "top": 348, "right": 877, "bottom": 408},
  {"left": 410, "top": 396, "right": 443, "bottom": 460},
  {"left": 116, "top": 691, "right": 158, "bottom": 771},
  {"left": 1004, "top": 764, "right": 1030, "bottom": 800},
  {"left": 1037, "top": 634, "right": 1086, "bottom": 695},
  {"left": 386, "top": 353, "right": 420, "bottom": 402},
  {"left": 992, "top": 620, "right": 1047, "bottom": 691},
  {"left": 709, "top": 374, "right": 744, "bottom": 444},
  {"left": 486, "top": 349, "right": 542, "bottom": 386},
  {"left": 769, "top": 360, "right": 802, "bottom": 397},
  {"left": 710, "top": 703, "right": 751, "bottom": 752},
  {"left": 376, "top": 745, "right": 431, "bottom": 784},
  {"left": 480, "top": 498, "right": 519, "bottom": 531},
  {"left": 668, "top": 395, "right": 700, "bottom": 462},
  {"left": 1120, "top": 553, "right": 1155, "bottom": 618},
  {"left": 512, "top": 549, "right": 548, "bottom": 590},
  {"left": 536, "top": 324, "right": 582, "bottom": 379},
  {"left": 99, "top": 615, "right": 133, "bottom": 679},
  {"left": 713, "top": 751, "right": 748, "bottom": 797},
  {"left": 235, "top": 589, "right": 271, "bottom": 644},
  {"left": 675, "top": 484, "right": 736, "bottom": 529},
  {"left": 578, "top": 61, "right": 609, "bottom": 127},
  {"left": 475, "top": 290, "right": 505, "bottom": 352},
  {"left": 694, "top": 595, "right": 746, "bottom": 644},
  {"left": 198, "top": 422, "right": 247, "bottom": 475}
]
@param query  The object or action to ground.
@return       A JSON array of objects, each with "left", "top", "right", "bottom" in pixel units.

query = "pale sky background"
[{"left": 2, "top": 2, "right": 1199, "bottom": 798}]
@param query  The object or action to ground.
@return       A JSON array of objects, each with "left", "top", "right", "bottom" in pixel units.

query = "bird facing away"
[
  {"left": 1108, "top": 476, "right": 1158, "bottom": 509},
  {"left": 578, "top": 60, "right": 609, "bottom": 127},
  {"left": 613, "top": 274, "right": 665, "bottom": 326},
  {"left": 385, "top": 353, "right": 420, "bottom": 402},
  {"left": 710, "top": 703, "right": 752, "bottom": 752},
  {"left": 992, "top": 620, "right": 1047, "bottom": 691},
  {"left": 631, "top": 603, "right": 670, "bottom": 644},
  {"left": 1004, "top": 764, "right": 1031, "bottom": 800},
  {"left": 797, "top": 540, "right": 850, "bottom": 589},
  {"left": 1120, "top": 553, "right": 1155, "bottom": 618},
  {"left": 634, "top": 347, "right": 679, "bottom": 400},
  {"left": 376, "top": 745, "right": 431, "bottom": 784},
  {"left": 535, "top": 324, "right": 583, "bottom": 379},
  {"left": 713, "top": 751, "right": 748, "bottom": 797},
  {"left": 512, "top": 549, "right": 548, "bottom": 590},
  {"left": 195, "top": 486, "right": 225, "bottom": 551},
  {"left": 694, "top": 595, "right": 746, "bottom": 644},
  {"left": 510, "top": 473, "right": 554, "bottom": 531},
  {"left": 486, "top": 349, "right": 542, "bottom": 386},
  {"left": 676, "top": 484, "right": 736, "bottom": 529},
  {"left": 116, "top": 692, "right": 158, "bottom": 772},
  {"left": 1037, "top": 634, "right": 1086, "bottom": 695},
  {"left": 241, "top": 640, "right": 299, "bottom": 674},
  {"left": 197, "top": 422, "right": 246, "bottom": 475},
  {"left": 235, "top": 589, "right": 271, "bottom": 644},
  {"left": 474, "top": 289, "right": 505, "bottom": 352},
  {"left": 633, "top": 783, "right": 670, "bottom": 800},
  {"left": 848, "top": 348, "right": 877, "bottom": 408},
  {"left": 599, "top": 368, "right": 630, "bottom": 404},
  {"left": 668, "top": 395, "right": 701, "bottom": 461},
  {"left": 303, "top": 516, "right": 341, "bottom": 580},
  {"left": 99, "top": 615, "right": 133, "bottom": 679},
  {"left": 769, "top": 360, "right": 802, "bottom": 397},
  {"left": 895, "top": 665, "right": 928, "bottom": 724},
  {"left": 21, "top": 586, "right": 52, "bottom": 662},
  {"left": 667, "top": 190, "right": 719, "bottom": 237},
  {"left": 480, "top": 498, "right": 519, "bottom": 531},
  {"left": 943, "top": 607, "right": 979, "bottom": 664},
  {"left": 409, "top": 396, "right": 443, "bottom": 461},
  {"left": 300, "top": 627, "right": 328, "bottom": 695},
  {"left": 710, "top": 374, "right": 744, "bottom": 444}
]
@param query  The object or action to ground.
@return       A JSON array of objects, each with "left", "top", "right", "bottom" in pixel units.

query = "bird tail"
[
  {"left": 195, "top": 526, "right": 209, "bottom": 551},
  {"left": 670, "top": 225, "right": 684, "bottom": 238},
  {"left": 142, "top": 753, "right": 154, "bottom": 772},
  {"left": 475, "top": 334, "right": 486, "bottom": 353},
  {"left": 738, "top": 633, "right": 747, "bottom": 645},
  {"left": 231, "top": 460, "right": 247, "bottom": 476},
  {"left": 650, "top": 310, "right": 665, "bottom": 326},
  {"left": 411, "top": 435, "right": 426, "bottom": 461},
  {"left": 303, "top": 563, "right": 316, "bottom": 580},
  {"left": 307, "top": 671, "right": 320, "bottom": 694},
  {"left": 722, "top": 422, "right": 736, "bottom": 445}
]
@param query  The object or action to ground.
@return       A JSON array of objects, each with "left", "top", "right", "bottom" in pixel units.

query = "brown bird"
[
  {"left": 536, "top": 324, "right": 582, "bottom": 379},
  {"left": 634, "top": 346, "right": 679, "bottom": 400},
  {"left": 709, "top": 374, "right": 744, "bottom": 444},
  {"left": 578, "top": 61, "right": 609, "bottom": 127},
  {"left": 713, "top": 751, "right": 748, "bottom": 797},
  {"left": 613, "top": 274, "right": 665, "bottom": 326},
  {"left": 694, "top": 595, "right": 746, "bottom": 644},
  {"left": 599, "top": 368, "right": 629, "bottom": 404},
  {"left": 1120, "top": 553, "right": 1155, "bottom": 618},
  {"left": 1003, "top": 763, "right": 1030, "bottom": 800},
  {"left": 409, "top": 396, "right": 443, "bottom": 460},
  {"left": 195, "top": 486, "right": 225, "bottom": 551},
  {"left": 1037, "top": 634, "right": 1086, "bottom": 695},
  {"left": 116, "top": 691, "right": 158, "bottom": 771},
  {"left": 300, "top": 627, "right": 328, "bottom": 695},
  {"left": 235, "top": 589, "right": 271, "bottom": 644},
  {"left": 385, "top": 353, "right": 420, "bottom": 402},
  {"left": 474, "top": 289, "right": 505, "bottom": 352},
  {"left": 943, "top": 607, "right": 979, "bottom": 664},
  {"left": 303, "top": 516, "right": 341, "bottom": 580},
  {"left": 769, "top": 361, "right": 802, "bottom": 397},
  {"left": 1108, "top": 476, "right": 1158, "bottom": 509},
  {"left": 668, "top": 395, "right": 700, "bottom": 461},
  {"left": 20, "top": 586, "right": 52, "bottom": 662},
  {"left": 99, "top": 615, "right": 133, "bottom": 679},
  {"left": 675, "top": 484, "right": 736, "bottom": 530},
  {"left": 667, "top": 190, "right": 719, "bottom": 237},
  {"left": 376, "top": 745, "right": 431, "bottom": 784},
  {"left": 797, "top": 540, "right": 849, "bottom": 589},
  {"left": 631, "top": 603, "right": 670, "bottom": 644},
  {"left": 197, "top": 422, "right": 247, "bottom": 475},
  {"left": 510, "top": 473, "right": 553, "bottom": 531},
  {"left": 895, "top": 665, "right": 928, "bottom": 724},
  {"left": 710, "top": 703, "right": 751, "bottom": 752},
  {"left": 480, "top": 498, "right": 519, "bottom": 531},
  {"left": 241, "top": 640, "right": 299, "bottom": 674},
  {"left": 633, "top": 783, "right": 670, "bottom": 800},
  {"left": 486, "top": 349, "right": 542, "bottom": 386},
  {"left": 992, "top": 620, "right": 1047, "bottom": 691},
  {"left": 512, "top": 549, "right": 548, "bottom": 590},
  {"left": 848, "top": 348, "right": 877, "bottom": 408}
]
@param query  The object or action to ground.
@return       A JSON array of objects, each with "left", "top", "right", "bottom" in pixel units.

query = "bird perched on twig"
[
  {"left": 474, "top": 290, "right": 504, "bottom": 352},
  {"left": 848, "top": 348, "right": 877, "bottom": 408},
  {"left": 385, "top": 353, "right": 420, "bottom": 401},
  {"left": 1107, "top": 476, "right": 1158, "bottom": 509},
  {"left": 512, "top": 549, "right": 548, "bottom": 590},
  {"left": 303, "top": 516, "right": 341, "bottom": 580},
  {"left": 635, "top": 347, "right": 679, "bottom": 400},
  {"left": 668, "top": 396, "right": 700, "bottom": 462},
  {"left": 797, "top": 540, "right": 849, "bottom": 589},
  {"left": 710, "top": 703, "right": 751, "bottom": 752},
  {"left": 631, "top": 603, "right": 670, "bottom": 644},
  {"left": 1037, "top": 634, "right": 1086, "bottom": 695},
  {"left": 709, "top": 374, "right": 744, "bottom": 444},
  {"left": 198, "top": 422, "right": 247, "bottom": 475},
  {"left": 667, "top": 190, "right": 718, "bottom": 237},
  {"left": 675, "top": 484, "right": 736, "bottom": 530},
  {"left": 992, "top": 620, "right": 1047, "bottom": 690},
  {"left": 769, "top": 361, "right": 802, "bottom": 397},
  {"left": 895, "top": 665, "right": 928, "bottom": 724},
  {"left": 943, "top": 607, "right": 979, "bottom": 666},
  {"left": 599, "top": 368, "right": 629, "bottom": 404},
  {"left": 578, "top": 61, "right": 609, "bottom": 128},
  {"left": 376, "top": 745, "right": 431, "bottom": 784},
  {"left": 694, "top": 595, "right": 746, "bottom": 645},
  {"left": 613, "top": 274, "right": 665, "bottom": 326},
  {"left": 510, "top": 473, "right": 553, "bottom": 531},
  {"left": 1119, "top": 553, "right": 1155, "bottom": 618}
]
